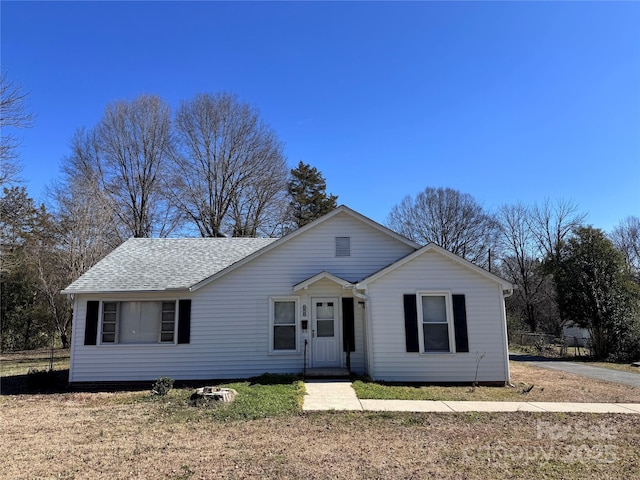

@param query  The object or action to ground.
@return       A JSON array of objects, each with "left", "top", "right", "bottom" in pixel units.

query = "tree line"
[
  {"left": 387, "top": 187, "right": 640, "bottom": 361},
  {"left": 1, "top": 81, "right": 338, "bottom": 350},
  {"left": 1, "top": 76, "right": 638, "bottom": 361}
]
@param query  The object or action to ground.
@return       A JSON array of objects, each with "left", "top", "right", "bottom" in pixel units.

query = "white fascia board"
[{"left": 293, "top": 271, "right": 354, "bottom": 291}]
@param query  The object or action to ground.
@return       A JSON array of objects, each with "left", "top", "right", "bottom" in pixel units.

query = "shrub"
[
  {"left": 27, "top": 368, "right": 59, "bottom": 390},
  {"left": 151, "top": 376, "right": 174, "bottom": 396}
]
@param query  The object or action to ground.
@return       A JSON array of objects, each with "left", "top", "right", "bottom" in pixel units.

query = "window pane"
[
  {"left": 120, "top": 302, "right": 161, "bottom": 344},
  {"left": 103, "top": 302, "right": 117, "bottom": 313},
  {"left": 102, "top": 322, "right": 116, "bottom": 333},
  {"left": 317, "top": 319, "right": 334, "bottom": 337},
  {"left": 274, "top": 325, "right": 296, "bottom": 350},
  {"left": 274, "top": 301, "right": 295, "bottom": 325},
  {"left": 424, "top": 324, "right": 450, "bottom": 352},
  {"left": 102, "top": 333, "right": 115, "bottom": 343},
  {"left": 422, "top": 296, "right": 447, "bottom": 323},
  {"left": 161, "top": 321, "right": 175, "bottom": 333},
  {"left": 160, "top": 333, "right": 174, "bottom": 342}
]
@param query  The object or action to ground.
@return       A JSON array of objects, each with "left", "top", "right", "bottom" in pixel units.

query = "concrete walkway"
[
  {"left": 302, "top": 380, "right": 640, "bottom": 414},
  {"left": 509, "top": 353, "right": 640, "bottom": 387}
]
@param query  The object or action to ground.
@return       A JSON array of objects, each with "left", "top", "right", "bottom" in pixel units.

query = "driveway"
[{"left": 509, "top": 353, "right": 640, "bottom": 388}]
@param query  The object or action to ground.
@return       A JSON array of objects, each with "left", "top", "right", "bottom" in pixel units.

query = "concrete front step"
[{"left": 304, "top": 367, "right": 350, "bottom": 378}]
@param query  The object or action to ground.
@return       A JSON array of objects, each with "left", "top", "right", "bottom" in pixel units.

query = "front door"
[{"left": 311, "top": 298, "right": 341, "bottom": 367}]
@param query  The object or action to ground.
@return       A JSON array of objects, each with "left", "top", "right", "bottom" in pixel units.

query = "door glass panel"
[
  {"left": 317, "top": 319, "right": 334, "bottom": 337},
  {"left": 316, "top": 302, "right": 334, "bottom": 320}
]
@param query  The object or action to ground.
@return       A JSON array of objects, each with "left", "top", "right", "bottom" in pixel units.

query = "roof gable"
[
  {"left": 189, "top": 205, "right": 419, "bottom": 291},
  {"left": 357, "top": 243, "right": 514, "bottom": 291},
  {"left": 293, "top": 271, "right": 353, "bottom": 291}
]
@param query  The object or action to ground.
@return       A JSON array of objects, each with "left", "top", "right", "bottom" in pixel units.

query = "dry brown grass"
[
  {"left": 1, "top": 393, "right": 639, "bottom": 479},
  {"left": 508, "top": 362, "right": 640, "bottom": 403}
]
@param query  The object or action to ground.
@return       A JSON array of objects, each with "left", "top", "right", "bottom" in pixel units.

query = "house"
[
  {"left": 562, "top": 323, "right": 590, "bottom": 348},
  {"left": 62, "top": 206, "right": 514, "bottom": 386}
]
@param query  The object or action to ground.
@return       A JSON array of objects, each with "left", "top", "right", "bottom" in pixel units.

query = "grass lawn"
[
  {"left": 0, "top": 347, "right": 70, "bottom": 377},
  {"left": 1, "top": 349, "right": 640, "bottom": 479},
  {"left": 353, "top": 361, "right": 640, "bottom": 403}
]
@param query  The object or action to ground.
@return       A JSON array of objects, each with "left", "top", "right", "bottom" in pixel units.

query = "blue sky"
[{"left": 2, "top": 1, "right": 639, "bottom": 232}]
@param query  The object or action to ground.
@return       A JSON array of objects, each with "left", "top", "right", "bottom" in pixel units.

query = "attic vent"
[{"left": 336, "top": 237, "right": 351, "bottom": 257}]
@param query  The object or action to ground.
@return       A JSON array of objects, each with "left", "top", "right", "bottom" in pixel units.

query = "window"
[
  {"left": 335, "top": 236, "right": 351, "bottom": 257},
  {"left": 418, "top": 293, "right": 454, "bottom": 353},
  {"left": 101, "top": 302, "right": 117, "bottom": 343},
  {"left": 270, "top": 297, "right": 298, "bottom": 352},
  {"left": 100, "top": 301, "right": 177, "bottom": 344}
]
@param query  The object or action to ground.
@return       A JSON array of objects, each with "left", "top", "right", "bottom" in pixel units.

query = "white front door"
[{"left": 311, "top": 298, "right": 341, "bottom": 367}]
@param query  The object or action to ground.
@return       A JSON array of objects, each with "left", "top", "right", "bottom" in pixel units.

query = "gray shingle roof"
[{"left": 62, "top": 237, "right": 278, "bottom": 293}]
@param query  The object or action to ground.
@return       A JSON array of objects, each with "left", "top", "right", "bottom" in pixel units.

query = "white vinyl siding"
[{"left": 69, "top": 211, "right": 413, "bottom": 382}]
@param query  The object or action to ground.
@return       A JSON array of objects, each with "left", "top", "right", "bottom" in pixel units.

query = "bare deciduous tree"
[
  {"left": 96, "top": 95, "right": 178, "bottom": 237},
  {"left": 66, "top": 95, "right": 178, "bottom": 239},
  {"left": 170, "top": 93, "right": 288, "bottom": 237},
  {"left": 497, "top": 202, "right": 556, "bottom": 332},
  {"left": 529, "top": 198, "right": 587, "bottom": 331},
  {"left": 387, "top": 187, "right": 498, "bottom": 266},
  {"left": 611, "top": 215, "right": 640, "bottom": 282},
  {"left": 0, "top": 72, "right": 34, "bottom": 186},
  {"left": 530, "top": 198, "right": 586, "bottom": 266}
]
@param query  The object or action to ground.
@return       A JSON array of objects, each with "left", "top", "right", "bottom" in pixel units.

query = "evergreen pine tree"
[{"left": 288, "top": 161, "right": 338, "bottom": 228}]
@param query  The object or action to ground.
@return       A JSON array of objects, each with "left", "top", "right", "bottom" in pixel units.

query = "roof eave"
[{"left": 60, "top": 287, "right": 192, "bottom": 296}]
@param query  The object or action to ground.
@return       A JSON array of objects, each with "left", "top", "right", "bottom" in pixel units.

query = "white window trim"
[
  {"left": 269, "top": 296, "right": 299, "bottom": 355},
  {"left": 98, "top": 299, "right": 178, "bottom": 346},
  {"left": 416, "top": 291, "right": 456, "bottom": 354}
]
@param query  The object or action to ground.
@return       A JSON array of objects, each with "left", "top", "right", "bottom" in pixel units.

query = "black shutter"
[
  {"left": 177, "top": 299, "right": 191, "bottom": 344},
  {"left": 403, "top": 294, "right": 419, "bottom": 352},
  {"left": 342, "top": 297, "right": 355, "bottom": 352},
  {"left": 84, "top": 301, "right": 99, "bottom": 345},
  {"left": 452, "top": 294, "right": 469, "bottom": 353}
]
